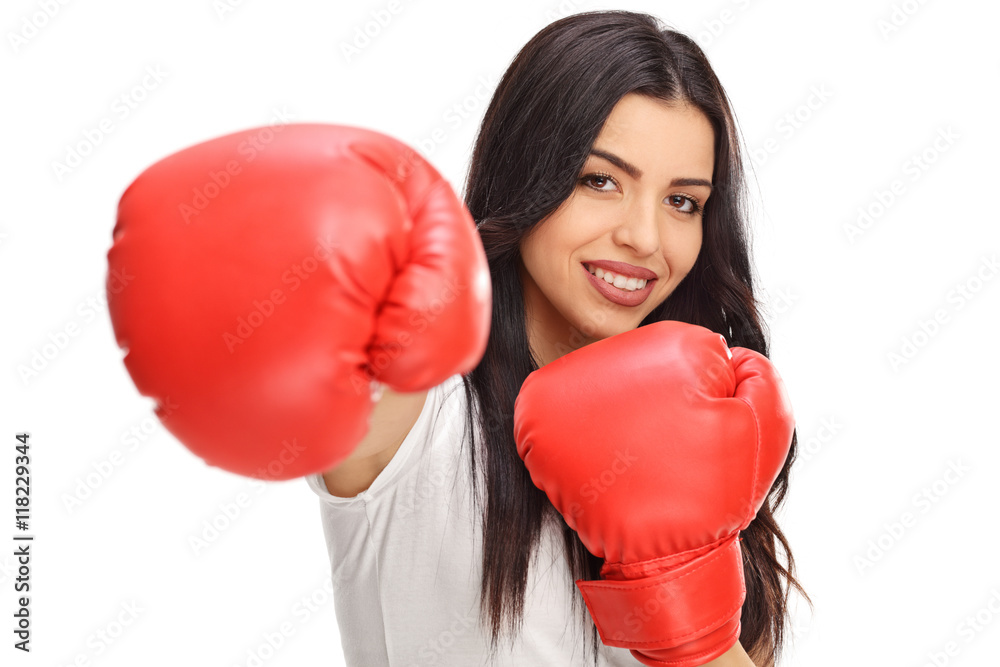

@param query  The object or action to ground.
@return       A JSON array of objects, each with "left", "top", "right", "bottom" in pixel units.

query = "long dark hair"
[{"left": 459, "top": 10, "right": 809, "bottom": 666}]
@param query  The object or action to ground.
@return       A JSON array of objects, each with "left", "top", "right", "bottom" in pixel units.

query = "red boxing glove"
[
  {"left": 107, "top": 124, "right": 491, "bottom": 480},
  {"left": 513, "top": 320, "right": 794, "bottom": 666}
]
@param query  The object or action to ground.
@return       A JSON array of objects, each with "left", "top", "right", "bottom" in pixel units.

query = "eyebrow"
[{"left": 589, "top": 148, "right": 713, "bottom": 191}]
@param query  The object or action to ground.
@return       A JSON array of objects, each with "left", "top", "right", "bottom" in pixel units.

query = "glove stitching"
[
  {"left": 582, "top": 535, "right": 735, "bottom": 592},
  {"left": 601, "top": 536, "right": 726, "bottom": 572},
  {"left": 578, "top": 538, "right": 742, "bottom": 645},
  {"left": 632, "top": 622, "right": 741, "bottom": 666},
  {"left": 736, "top": 394, "right": 762, "bottom": 528},
  {"left": 588, "top": 592, "right": 744, "bottom": 648}
]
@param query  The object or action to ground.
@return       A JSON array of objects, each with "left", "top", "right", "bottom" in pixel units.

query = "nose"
[{"left": 611, "top": 197, "right": 660, "bottom": 257}]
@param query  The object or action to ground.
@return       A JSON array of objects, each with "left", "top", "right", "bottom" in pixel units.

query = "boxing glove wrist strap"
[{"left": 575, "top": 534, "right": 745, "bottom": 651}]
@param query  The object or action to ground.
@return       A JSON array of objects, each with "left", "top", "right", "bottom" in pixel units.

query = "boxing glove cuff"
[{"left": 575, "top": 534, "right": 745, "bottom": 657}]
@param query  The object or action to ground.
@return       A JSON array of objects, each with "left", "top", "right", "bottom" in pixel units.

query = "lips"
[
  {"left": 583, "top": 259, "right": 658, "bottom": 281},
  {"left": 585, "top": 263, "right": 648, "bottom": 290},
  {"left": 581, "top": 262, "right": 656, "bottom": 307}
]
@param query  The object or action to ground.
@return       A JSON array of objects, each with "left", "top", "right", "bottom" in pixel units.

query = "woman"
[
  {"left": 105, "top": 7, "right": 806, "bottom": 665},
  {"left": 312, "top": 9, "right": 808, "bottom": 667}
]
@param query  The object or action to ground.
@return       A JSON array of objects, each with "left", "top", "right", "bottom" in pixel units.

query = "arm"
[{"left": 322, "top": 386, "right": 428, "bottom": 497}]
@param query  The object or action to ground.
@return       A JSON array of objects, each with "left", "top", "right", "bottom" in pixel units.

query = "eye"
[
  {"left": 580, "top": 172, "right": 619, "bottom": 192},
  {"left": 667, "top": 194, "right": 702, "bottom": 216}
]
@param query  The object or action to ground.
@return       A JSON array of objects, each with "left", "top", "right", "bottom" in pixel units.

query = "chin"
[{"left": 574, "top": 316, "right": 644, "bottom": 343}]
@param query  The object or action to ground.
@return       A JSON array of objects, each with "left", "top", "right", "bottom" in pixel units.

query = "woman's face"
[{"left": 519, "top": 92, "right": 715, "bottom": 366}]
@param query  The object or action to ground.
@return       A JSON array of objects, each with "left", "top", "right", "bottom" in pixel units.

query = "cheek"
[
  {"left": 689, "top": 225, "right": 704, "bottom": 267},
  {"left": 520, "top": 228, "right": 550, "bottom": 277},
  {"left": 665, "top": 224, "right": 703, "bottom": 270},
  {"left": 521, "top": 229, "right": 569, "bottom": 303},
  {"left": 534, "top": 217, "right": 582, "bottom": 278}
]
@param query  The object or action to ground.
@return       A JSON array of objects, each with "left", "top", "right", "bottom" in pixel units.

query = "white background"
[{"left": 2, "top": 0, "right": 999, "bottom": 665}]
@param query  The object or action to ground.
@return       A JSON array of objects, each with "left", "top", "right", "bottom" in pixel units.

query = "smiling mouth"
[{"left": 584, "top": 263, "right": 651, "bottom": 292}]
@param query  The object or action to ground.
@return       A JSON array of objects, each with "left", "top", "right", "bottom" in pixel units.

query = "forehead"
[{"left": 594, "top": 94, "right": 715, "bottom": 178}]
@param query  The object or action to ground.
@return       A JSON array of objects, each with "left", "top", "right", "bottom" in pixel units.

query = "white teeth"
[{"left": 587, "top": 264, "right": 647, "bottom": 291}]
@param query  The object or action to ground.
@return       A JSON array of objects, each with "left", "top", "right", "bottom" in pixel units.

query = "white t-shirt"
[{"left": 304, "top": 373, "right": 643, "bottom": 666}]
